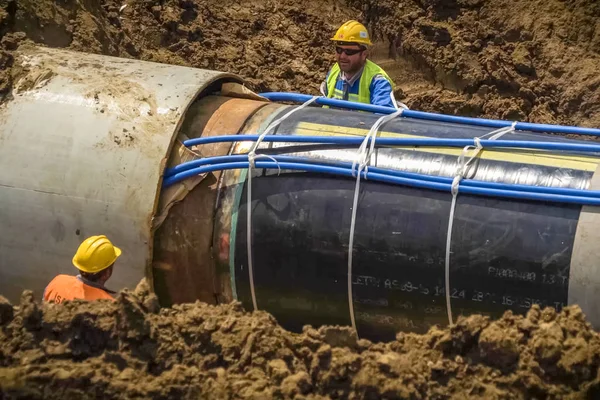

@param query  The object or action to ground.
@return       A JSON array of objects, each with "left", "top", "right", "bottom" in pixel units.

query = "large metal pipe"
[
  {"left": 151, "top": 95, "right": 284, "bottom": 305},
  {"left": 2, "top": 46, "right": 600, "bottom": 343},
  {"left": 212, "top": 106, "right": 600, "bottom": 341},
  {"left": 0, "top": 45, "right": 243, "bottom": 302}
]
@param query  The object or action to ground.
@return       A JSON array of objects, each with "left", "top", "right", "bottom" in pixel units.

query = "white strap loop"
[
  {"left": 347, "top": 108, "right": 405, "bottom": 334},
  {"left": 246, "top": 96, "right": 318, "bottom": 312},
  {"left": 248, "top": 96, "right": 318, "bottom": 167},
  {"left": 390, "top": 91, "right": 410, "bottom": 111},
  {"left": 352, "top": 109, "right": 405, "bottom": 177},
  {"left": 444, "top": 122, "right": 517, "bottom": 325}
]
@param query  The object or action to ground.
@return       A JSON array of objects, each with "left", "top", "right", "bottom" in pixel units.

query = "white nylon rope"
[
  {"left": 246, "top": 96, "right": 318, "bottom": 311},
  {"left": 444, "top": 121, "right": 518, "bottom": 325},
  {"left": 390, "top": 91, "right": 409, "bottom": 111},
  {"left": 347, "top": 108, "right": 405, "bottom": 333}
]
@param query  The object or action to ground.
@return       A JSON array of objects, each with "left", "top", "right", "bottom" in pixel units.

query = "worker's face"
[{"left": 335, "top": 44, "right": 367, "bottom": 74}]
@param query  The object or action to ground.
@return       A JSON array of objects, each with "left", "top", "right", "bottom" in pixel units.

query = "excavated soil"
[
  {"left": 352, "top": 0, "right": 600, "bottom": 128},
  {"left": 2, "top": 280, "right": 600, "bottom": 399},
  {"left": 0, "top": 0, "right": 599, "bottom": 128}
]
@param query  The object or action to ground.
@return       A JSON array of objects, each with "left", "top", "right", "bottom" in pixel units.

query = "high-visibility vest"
[
  {"left": 325, "top": 59, "right": 394, "bottom": 104},
  {"left": 43, "top": 275, "right": 115, "bottom": 303}
]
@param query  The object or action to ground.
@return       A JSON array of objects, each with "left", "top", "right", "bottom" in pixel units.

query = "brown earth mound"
[
  {"left": 351, "top": 0, "right": 600, "bottom": 128},
  {"left": 0, "top": 0, "right": 354, "bottom": 102},
  {"left": 1, "top": 0, "right": 599, "bottom": 129},
  {"left": 2, "top": 280, "right": 600, "bottom": 399}
]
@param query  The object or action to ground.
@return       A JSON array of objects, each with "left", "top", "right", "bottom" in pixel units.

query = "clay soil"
[
  {"left": 0, "top": 0, "right": 599, "bottom": 128},
  {"left": 2, "top": 280, "right": 600, "bottom": 399}
]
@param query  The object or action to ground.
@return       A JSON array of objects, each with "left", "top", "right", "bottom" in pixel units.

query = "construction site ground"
[
  {"left": 2, "top": 281, "right": 600, "bottom": 399},
  {"left": 1, "top": 0, "right": 600, "bottom": 398}
]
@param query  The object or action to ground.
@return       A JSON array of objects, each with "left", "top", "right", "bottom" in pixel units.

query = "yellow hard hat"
[
  {"left": 72, "top": 235, "right": 122, "bottom": 273},
  {"left": 331, "top": 20, "right": 373, "bottom": 46}
]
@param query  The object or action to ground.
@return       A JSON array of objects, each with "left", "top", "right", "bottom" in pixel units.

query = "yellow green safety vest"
[{"left": 325, "top": 59, "right": 395, "bottom": 105}]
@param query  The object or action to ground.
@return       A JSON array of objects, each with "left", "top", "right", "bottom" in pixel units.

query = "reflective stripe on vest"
[
  {"left": 333, "top": 88, "right": 360, "bottom": 103},
  {"left": 326, "top": 59, "right": 394, "bottom": 105}
]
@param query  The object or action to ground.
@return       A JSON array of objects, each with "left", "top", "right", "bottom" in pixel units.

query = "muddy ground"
[
  {"left": 2, "top": 279, "right": 600, "bottom": 399},
  {"left": 0, "top": 0, "right": 599, "bottom": 128}
]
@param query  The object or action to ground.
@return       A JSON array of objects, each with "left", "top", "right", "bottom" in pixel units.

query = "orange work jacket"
[{"left": 43, "top": 274, "right": 115, "bottom": 303}]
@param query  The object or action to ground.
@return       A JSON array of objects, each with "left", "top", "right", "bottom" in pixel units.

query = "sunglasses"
[{"left": 335, "top": 46, "right": 365, "bottom": 56}]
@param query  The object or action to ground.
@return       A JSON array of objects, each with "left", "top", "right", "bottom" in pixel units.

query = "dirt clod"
[
  {"left": 0, "top": 295, "right": 13, "bottom": 326},
  {"left": 479, "top": 317, "right": 523, "bottom": 370},
  {"left": 19, "top": 290, "right": 42, "bottom": 331}
]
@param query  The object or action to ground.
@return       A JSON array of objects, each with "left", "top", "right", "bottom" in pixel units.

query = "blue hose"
[
  {"left": 259, "top": 92, "right": 600, "bottom": 138},
  {"left": 182, "top": 134, "right": 600, "bottom": 154},
  {"left": 162, "top": 158, "right": 600, "bottom": 206},
  {"left": 165, "top": 91, "right": 600, "bottom": 208},
  {"left": 164, "top": 153, "right": 600, "bottom": 198}
]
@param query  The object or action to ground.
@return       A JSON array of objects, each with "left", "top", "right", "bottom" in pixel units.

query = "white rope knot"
[
  {"left": 455, "top": 143, "right": 479, "bottom": 181},
  {"left": 451, "top": 175, "right": 461, "bottom": 196},
  {"left": 352, "top": 108, "right": 405, "bottom": 179},
  {"left": 248, "top": 152, "right": 257, "bottom": 168}
]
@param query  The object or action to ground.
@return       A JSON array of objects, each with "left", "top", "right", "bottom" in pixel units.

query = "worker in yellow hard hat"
[
  {"left": 43, "top": 235, "right": 121, "bottom": 303},
  {"left": 320, "top": 20, "right": 398, "bottom": 108}
]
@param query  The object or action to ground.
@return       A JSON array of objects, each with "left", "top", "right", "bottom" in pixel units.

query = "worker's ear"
[
  {"left": 103, "top": 264, "right": 114, "bottom": 280},
  {"left": 361, "top": 48, "right": 369, "bottom": 61}
]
